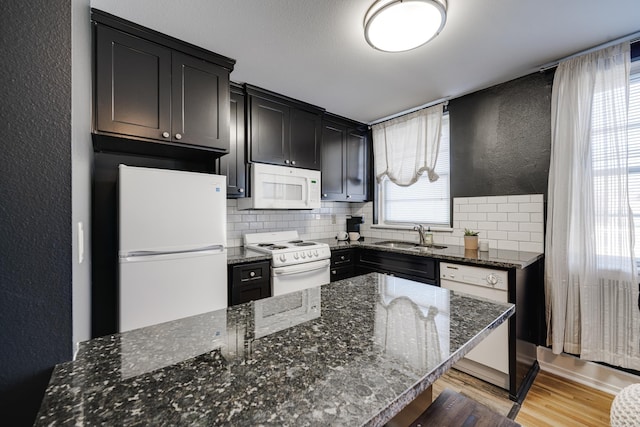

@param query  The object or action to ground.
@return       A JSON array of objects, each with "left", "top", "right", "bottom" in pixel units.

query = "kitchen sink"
[
  {"left": 411, "top": 244, "right": 448, "bottom": 251},
  {"left": 374, "top": 240, "right": 420, "bottom": 248},
  {"left": 373, "top": 240, "right": 447, "bottom": 250}
]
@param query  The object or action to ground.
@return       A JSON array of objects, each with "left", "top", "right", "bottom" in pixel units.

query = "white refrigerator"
[{"left": 118, "top": 165, "right": 227, "bottom": 332}]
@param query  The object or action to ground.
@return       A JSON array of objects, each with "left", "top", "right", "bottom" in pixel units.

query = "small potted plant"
[{"left": 464, "top": 228, "right": 479, "bottom": 250}]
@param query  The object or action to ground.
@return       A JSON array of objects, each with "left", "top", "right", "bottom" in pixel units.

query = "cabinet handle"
[
  {"left": 332, "top": 270, "right": 337, "bottom": 275},
  {"left": 238, "top": 188, "right": 244, "bottom": 193},
  {"left": 175, "top": 133, "right": 182, "bottom": 140},
  {"left": 291, "top": 160, "right": 296, "bottom": 165},
  {"left": 162, "top": 132, "right": 170, "bottom": 138},
  {"left": 323, "top": 193, "right": 327, "bottom": 197},
  {"left": 249, "top": 271, "right": 255, "bottom": 277},
  {"left": 284, "top": 159, "right": 290, "bottom": 164}
]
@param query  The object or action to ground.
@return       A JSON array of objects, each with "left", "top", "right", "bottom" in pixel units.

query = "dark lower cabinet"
[
  {"left": 229, "top": 261, "right": 271, "bottom": 306},
  {"left": 217, "top": 83, "right": 246, "bottom": 197},
  {"left": 356, "top": 249, "right": 438, "bottom": 285},
  {"left": 330, "top": 248, "right": 356, "bottom": 282},
  {"left": 321, "top": 114, "right": 370, "bottom": 201}
]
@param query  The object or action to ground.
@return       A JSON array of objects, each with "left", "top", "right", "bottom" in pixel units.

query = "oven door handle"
[{"left": 273, "top": 260, "right": 330, "bottom": 276}]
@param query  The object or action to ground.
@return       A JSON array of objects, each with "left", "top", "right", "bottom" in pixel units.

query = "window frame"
[{"left": 373, "top": 112, "right": 452, "bottom": 228}]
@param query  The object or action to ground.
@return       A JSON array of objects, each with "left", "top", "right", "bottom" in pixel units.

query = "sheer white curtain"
[
  {"left": 546, "top": 42, "right": 640, "bottom": 369},
  {"left": 372, "top": 104, "right": 443, "bottom": 186}
]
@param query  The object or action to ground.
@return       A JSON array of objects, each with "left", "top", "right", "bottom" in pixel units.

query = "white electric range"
[{"left": 244, "top": 231, "right": 331, "bottom": 296}]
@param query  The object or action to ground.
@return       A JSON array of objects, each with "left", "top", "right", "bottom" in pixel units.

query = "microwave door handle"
[{"left": 306, "top": 178, "right": 311, "bottom": 207}]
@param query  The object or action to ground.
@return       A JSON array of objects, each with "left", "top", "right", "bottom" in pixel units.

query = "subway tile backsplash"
[
  {"left": 453, "top": 194, "right": 544, "bottom": 253},
  {"left": 226, "top": 199, "right": 354, "bottom": 247},
  {"left": 226, "top": 194, "right": 545, "bottom": 254}
]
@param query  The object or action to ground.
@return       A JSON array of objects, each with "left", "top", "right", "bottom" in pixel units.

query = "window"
[
  {"left": 627, "top": 62, "right": 640, "bottom": 260},
  {"left": 378, "top": 113, "right": 450, "bottom": 226}
]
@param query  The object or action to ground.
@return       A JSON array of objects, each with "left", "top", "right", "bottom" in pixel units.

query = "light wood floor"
[
  {"left": 432, "top": 369, "right": 615, "bottom": 427},
  {"left": 516, "top": 370, "right": 614, "bottom": 426}
]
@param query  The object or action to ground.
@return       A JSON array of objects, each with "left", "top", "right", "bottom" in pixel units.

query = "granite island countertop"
[{"left": 36, "top": 273, "right": 514, "bottom": 426}]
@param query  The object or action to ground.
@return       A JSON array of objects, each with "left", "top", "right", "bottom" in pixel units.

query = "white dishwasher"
[{"left": 440, "top": 262, "right": 509, "bottom": 389}]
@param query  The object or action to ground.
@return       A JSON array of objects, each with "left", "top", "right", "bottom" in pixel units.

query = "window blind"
[{"left": 380, "top": 114, "right": 450, "bottom": 225}]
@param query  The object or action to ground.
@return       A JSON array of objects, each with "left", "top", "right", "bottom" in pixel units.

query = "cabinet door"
[
  {"left": 95, "top": 25, "right": 171, "bottom": 140},
  {"left": 321, "top": 122, "right": 346, "bottom": 200},
  {"left": 218, "top": 87, "right": 246, "bottom": 197},
  {"left": 290, "top": 108, "right": 322, "bottom": 170},
  {"left": 345, "top": 129, "right": 369, "bottom": 201},
  {"left": 171, "top": 52, "right": 230, "bottom": 151},
  {"left": 230, "top": 261, "right": 271, "bottom": 306},
  {"left": 249, "top": 96, "right": 290, "bottom": 165}
]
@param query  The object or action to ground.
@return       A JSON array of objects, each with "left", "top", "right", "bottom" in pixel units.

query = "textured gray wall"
[
  {"left": 0, "top": 1, "right": 73, "bottom": 426},
  {"left": 449, "top": 71, "right": 554, "bottom": 199}
]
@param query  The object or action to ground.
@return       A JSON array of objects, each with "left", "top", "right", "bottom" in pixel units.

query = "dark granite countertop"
[
  {"left": 36, "top": 273, "right": 514, "bottom": 426},
  {"left": 315, "top": 237, "right": 543, "bottom": 269},
  {"left": 226, "top": 237, "right": 542, "bottom": 269},
  {"left": 227, "top": 246, "right": 271, "bottom": 265}
]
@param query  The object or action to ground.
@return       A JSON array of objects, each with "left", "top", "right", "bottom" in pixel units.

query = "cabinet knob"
[
  {"left": 346, "top": 194, "right": 352, "bottom": 199},
  {"left": 332, "top": 270, "right": 337, "bottom": 275},
  {"left": 175, "top": 133, "right": 182, "bottom": 140},
  {"left": 250, "top": 271, "right": 255, "bottom": 277},
  {"left": 238, "top": 188, "right": 244, "bottom": 193},
  {"left": 162, "top": 131, "right": 170, "bottom": 138},
  {"left": 291, "top": 160, "right": 296, "bottom": 165},
  {"left": 340, "top": 256, "right": 345, "bottom": 260},
  {"left": 284, "top": 159, "right": 290, "bottom": 164},
  {"left": 323, "top": 193, "right": 327, "bottom": 197}
]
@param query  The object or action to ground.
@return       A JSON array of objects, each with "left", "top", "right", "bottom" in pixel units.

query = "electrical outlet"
[{"left": 331, "top": 214, "right": 336, "bottom": 224}]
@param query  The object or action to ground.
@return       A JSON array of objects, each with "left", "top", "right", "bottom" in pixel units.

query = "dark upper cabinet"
[
  {"left": 95, "top": 25, "right": 172, "bottom": 141},
  {"left": 321, "top": 114, "right": 371, "bottom": 202},
  {"left": 217, "top": 83, "right": 247, "bottom": 198},
  {"left": 171, "top": 52, "right": 230, "bottom": 150},
  {"left": 246, "top": 84, "right": 324, "bottom": 170},
  {"left": 92, "top": 9, "right": 234, "bottom": 155},
  {"left": 290, "top": 108, "right": 322, "bottom": 170}
]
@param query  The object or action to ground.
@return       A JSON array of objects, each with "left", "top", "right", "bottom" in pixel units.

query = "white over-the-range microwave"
[{"left": 237, "top": 163, "right": 321, "bottom": 210}]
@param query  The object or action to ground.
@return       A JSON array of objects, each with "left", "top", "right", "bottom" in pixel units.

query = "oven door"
[{"left": 272, "top": 259, "right": 330, "bottom": 296}]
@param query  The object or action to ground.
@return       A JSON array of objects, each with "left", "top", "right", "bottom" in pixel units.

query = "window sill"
[{"left": 370, "top": 224, "right": 454, "bottom": 233}]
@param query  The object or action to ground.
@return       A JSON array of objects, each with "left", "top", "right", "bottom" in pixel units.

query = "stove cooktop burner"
[
  {"left": 257, "top": 243, "right": 274, "bottom": 247},
  {"left": 271, "top": 245, "right": 288, "bottom": 250},
  {"left": 288, "top": 240, "right": 303, "bottom": 244},
  {"left": 295, "top": 242, "right": 316, "bottom": 247}
]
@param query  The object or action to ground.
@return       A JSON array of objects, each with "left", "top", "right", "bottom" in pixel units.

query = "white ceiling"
[{"left": 91, "top": 0, "right": 640, "bottom": 124}]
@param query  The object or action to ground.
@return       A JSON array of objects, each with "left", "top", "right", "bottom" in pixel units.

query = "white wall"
[{"left": 71, "top": 0, "right": 93, "bottom": 348}]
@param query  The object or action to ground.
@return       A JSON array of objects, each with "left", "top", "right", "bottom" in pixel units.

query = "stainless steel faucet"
[{"left": 414, "top": 224, "right": 427, "bottom": 246}]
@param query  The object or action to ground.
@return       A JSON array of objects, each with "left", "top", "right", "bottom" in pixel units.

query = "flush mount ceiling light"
[{"left": 364, "top": 0, "right": 447, "bottom": 52}]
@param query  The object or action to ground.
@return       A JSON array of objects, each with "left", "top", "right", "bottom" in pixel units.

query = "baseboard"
[{"left": 537, "top": 346, "right": 640, "bottom": 395}]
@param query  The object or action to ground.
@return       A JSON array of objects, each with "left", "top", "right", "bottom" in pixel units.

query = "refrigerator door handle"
[{"left": 124, "top": 244, "right": 225, "bottom": 258}]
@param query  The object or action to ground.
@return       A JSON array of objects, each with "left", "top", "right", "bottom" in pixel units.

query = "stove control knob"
[
  {"left": 314, "top": 250, "right": 319, "bottom": 257},
  {"left": 307, "top": 251, "right": 313, "bottom": 257},
  {"left": 301, "top": 252, "right": 306, "bottom": 259},
  {"left": 279, "top": 254, "right": 286, "bottom": 262},
  {"left": 294, "top": 253, "right": 299, "bottom": 260}
]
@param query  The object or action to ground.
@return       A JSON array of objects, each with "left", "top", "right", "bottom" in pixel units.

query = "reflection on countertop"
[{"left": 36, "top": 273, "right": 514, "bottom": 427}]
